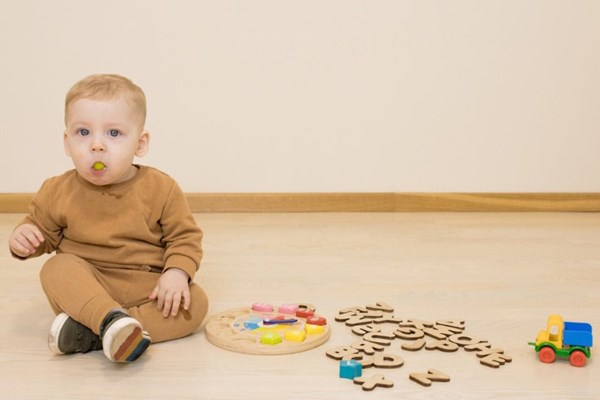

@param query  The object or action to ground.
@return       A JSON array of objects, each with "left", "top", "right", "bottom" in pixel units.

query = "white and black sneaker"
[{"left": 48, "top": 313, "right": 103, "bottom": 355}]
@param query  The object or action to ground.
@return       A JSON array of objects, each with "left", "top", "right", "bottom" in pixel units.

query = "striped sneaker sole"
[{"left": 103, "top": 317, "right": 151, "bottom": 363}]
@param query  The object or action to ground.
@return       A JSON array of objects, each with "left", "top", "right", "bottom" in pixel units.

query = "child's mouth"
[{"left": 92, "top": 162, "right": 106, "bottom": 171}]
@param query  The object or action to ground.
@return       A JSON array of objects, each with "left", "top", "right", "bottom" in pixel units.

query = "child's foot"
[
  {"left": 100, "top": 310, "right": 151, "bottom": 363},
  {"left": 48, "top": 313, "right": 103, "bottom": 354}
]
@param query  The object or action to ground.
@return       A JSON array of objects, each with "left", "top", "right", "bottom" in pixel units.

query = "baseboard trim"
[{"left": 2, "top": 192, "right": 600, "bottom": 213}]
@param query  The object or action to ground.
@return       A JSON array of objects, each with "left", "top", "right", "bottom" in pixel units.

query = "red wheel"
[
  {"left": 569, "top": 350, "right": 587, "bottom": 367},
  {"left": 539, "top": 346, "right": 556, "bottom": 363}
]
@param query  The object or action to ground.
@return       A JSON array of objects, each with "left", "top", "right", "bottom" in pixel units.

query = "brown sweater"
[{"left": 16, "top": 165, "right": 202, "bottom": 279}]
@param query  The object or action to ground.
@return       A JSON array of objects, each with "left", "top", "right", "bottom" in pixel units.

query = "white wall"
[{"left": 1, "top": 0, "right": 599, "bottom": 193}]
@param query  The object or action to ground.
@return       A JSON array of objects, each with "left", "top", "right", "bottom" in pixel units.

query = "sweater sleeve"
[
  {"left": 159, "top": 180, "right": 203, "bottom": 280},
  {"left": 11, "top": 179, "right": 63, "bottom": 259}
]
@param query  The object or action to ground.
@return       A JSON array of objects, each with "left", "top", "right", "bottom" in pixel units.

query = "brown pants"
[{"left": 39, "top": 253, "right": 208, "bottom": 343}]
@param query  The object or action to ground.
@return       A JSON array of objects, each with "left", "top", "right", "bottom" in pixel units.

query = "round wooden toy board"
[{"left": 205, "top": 303, "right": 331, "bottom": 355}]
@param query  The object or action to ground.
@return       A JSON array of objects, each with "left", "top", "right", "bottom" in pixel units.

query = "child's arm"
[
  {"left": 148, "top": 178, "right": 203, "bottom": 318},
  {"left": 10, "top": 178, "right": 63, "bottom": 259},
  {"left": 9, "top": 223, "right": 45, "bottom": 258},
  {"left": 148, "top": 268, "right": 191, "bottom": 317}
]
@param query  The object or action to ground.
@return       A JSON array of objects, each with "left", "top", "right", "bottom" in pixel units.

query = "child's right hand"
[{"left": 9, "top": 223, "right": 44, "bottom": 258}]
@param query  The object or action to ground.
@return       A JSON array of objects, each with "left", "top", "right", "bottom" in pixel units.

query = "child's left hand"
[{"left": 149, "top": 268, "right": 191, "bottom": 318}]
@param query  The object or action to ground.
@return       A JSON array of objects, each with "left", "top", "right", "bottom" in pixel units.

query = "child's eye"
[
  {"left": 108, "top": 129, "right": 120, "bottom": 137},
  {"left": 78, "top": 128, "right": 90, "bottom": 136}
]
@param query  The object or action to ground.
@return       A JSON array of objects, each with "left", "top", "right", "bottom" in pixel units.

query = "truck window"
[{"left": 549, "top": 324, "right": 560, "bottom": 341}]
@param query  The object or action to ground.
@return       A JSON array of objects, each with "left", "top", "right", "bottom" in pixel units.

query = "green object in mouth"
[{"left": 93, "top": 162, "right": 106, "bottom": 171}]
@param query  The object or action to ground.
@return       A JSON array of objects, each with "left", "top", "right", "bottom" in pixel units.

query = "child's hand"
[
  {"left": 149, "top": 268, "right": 191, "bottom": 318},
  {"left": 9, "top": 223, "right": 44, "bottom": 258}
]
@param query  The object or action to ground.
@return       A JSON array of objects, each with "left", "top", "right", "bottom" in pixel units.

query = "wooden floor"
[{"left": 0, "top": 212, "right": 598, "bottom": 399}]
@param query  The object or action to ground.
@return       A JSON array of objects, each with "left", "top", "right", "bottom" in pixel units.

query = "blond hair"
[{"left": 65, "top": 74, "right": 147, "bottom": 127}]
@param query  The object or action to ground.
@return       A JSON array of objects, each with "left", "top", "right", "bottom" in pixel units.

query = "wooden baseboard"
[{"left": 2, "top": 192, "right": 600, "bottom": 212}]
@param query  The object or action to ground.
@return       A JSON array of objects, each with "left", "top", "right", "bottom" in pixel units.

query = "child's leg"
[
  {"left": 41, "top": 254, "right": 152, "bottom": 362},
  {"left": 40, "top": 253, "right": 121, "bottom": 335},
  {"left": 127, "top": 283, "right": 209, "bottom": 343},
  {"left": 41, "top": 254, "right": 209, "bottom": 344}
]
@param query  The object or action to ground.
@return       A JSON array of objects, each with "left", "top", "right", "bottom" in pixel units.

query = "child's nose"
[{"left": 91, "top": 135, "right": 106, "bottom": 152}]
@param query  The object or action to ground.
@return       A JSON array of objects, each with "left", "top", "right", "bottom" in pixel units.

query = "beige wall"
[{"left": 1, "top": 1, "right": 599, "bottom": 193}]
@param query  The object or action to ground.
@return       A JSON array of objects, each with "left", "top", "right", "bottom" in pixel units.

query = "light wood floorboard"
[{"left": 0, "top": 213, "right": 598, "bottom": 399}]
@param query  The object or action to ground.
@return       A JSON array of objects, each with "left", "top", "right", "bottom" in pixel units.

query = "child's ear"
[
  {"left": 135, "top": 130, "right": 150, "bottom": 157},
  {"left": 63, "top": 131, "right": 71, "bottom": 157}
]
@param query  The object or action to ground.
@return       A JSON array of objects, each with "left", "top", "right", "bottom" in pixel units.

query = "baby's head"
[
  {"left": 65, "top": 74, "right": 147, "bottom": 130},
  {"left": 63, "top": 74, "right": 150, "bottom": 186}
]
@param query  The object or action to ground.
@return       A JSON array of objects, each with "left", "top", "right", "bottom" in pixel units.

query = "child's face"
[{"left": 64, "top": 97, "right": 150, "bottom": 186}]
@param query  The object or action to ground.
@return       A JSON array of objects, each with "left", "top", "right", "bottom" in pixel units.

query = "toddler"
[{"left": 8, "top": 74, "right": 208, "bottom": 363}]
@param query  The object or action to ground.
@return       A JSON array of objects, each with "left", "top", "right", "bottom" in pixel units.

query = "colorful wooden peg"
[
  {"left": 306, "top": 316, "right": 327, "bottom": 326},
  {"left": 306, "top": 323, "right": 326, "bottom": 335},
  {"left": 278, "top": 304, "right": 299, "bottom": 315},
  {"left": 339, "top": 360, "right": 363, "bottom": 380},
  {"left": 296, "top": 309, "right": 315, "bottom": 318},
  {"left": 285, "top": 329, "right": 307, "bottom": 343},
  {"left": 252, "top": 303, "right": 273, "bottom": 312},
  {"left": 260, "top": 332, "right": 282, "bottom": 345}
]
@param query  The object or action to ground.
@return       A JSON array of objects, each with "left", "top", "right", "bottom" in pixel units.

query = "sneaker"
[
  {"left": 100, "top": 310, "right": 151, "bottom": 363},
  {"left": 48, "top": 313, "right": 103, "bottom": 355}
]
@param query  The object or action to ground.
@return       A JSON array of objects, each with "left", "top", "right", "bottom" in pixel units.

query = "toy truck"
[{"left": 529, "top": 314, "right": 593, "bottom": 367}]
